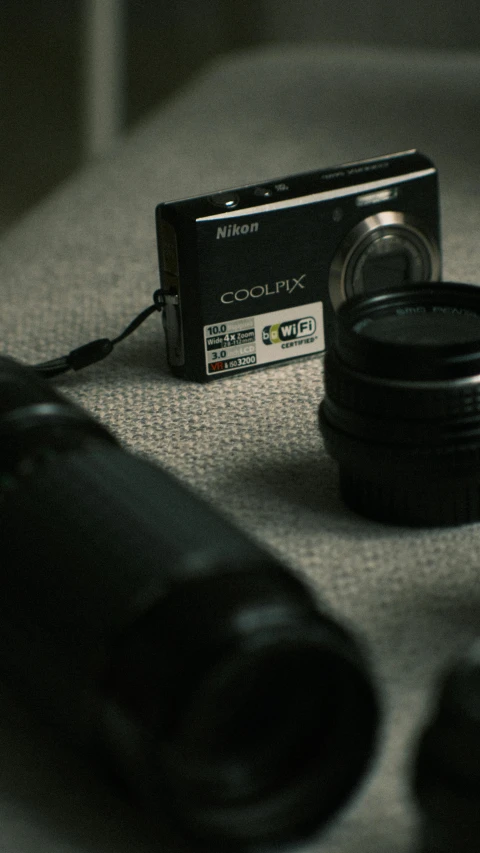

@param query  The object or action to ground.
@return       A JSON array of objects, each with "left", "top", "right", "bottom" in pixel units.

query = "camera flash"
[{"left": 356, "top": 188, "right": 398, "bottom": 207}]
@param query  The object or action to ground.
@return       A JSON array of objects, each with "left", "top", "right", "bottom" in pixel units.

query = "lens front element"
[{"left": 329, "top": 212, "right": 441, "bottom": 311}]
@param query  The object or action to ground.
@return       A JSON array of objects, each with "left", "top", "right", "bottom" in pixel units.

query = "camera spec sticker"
[{"left": 204, "top": 301, "right": 324, "bottom": 375}]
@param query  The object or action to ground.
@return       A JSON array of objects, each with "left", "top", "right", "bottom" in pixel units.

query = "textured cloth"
[{"left": 1, "top": 44, "right": 480, "bottom": 852}]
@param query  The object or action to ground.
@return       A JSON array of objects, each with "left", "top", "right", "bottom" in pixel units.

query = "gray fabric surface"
[{"left": 1, "top": 43, "right": 480, "bottom": 852}]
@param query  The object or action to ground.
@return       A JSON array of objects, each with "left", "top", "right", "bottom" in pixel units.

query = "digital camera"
[{"left": 156, "top": 149, "right": 441, "bottom": 382}]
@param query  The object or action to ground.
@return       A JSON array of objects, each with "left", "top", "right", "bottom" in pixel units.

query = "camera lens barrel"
[
  {"left": 0, "top": 357, "right": 377, "bottom": 850},
  {"left": 319, "top": 282, "right": 480, "bottom": 526}
]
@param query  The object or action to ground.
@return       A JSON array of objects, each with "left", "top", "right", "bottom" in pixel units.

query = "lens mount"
[
  {"left": 320, "top": 282, "right": 480, "bottom": 526},
  {"left": 329, "top": 212, "right": 441, "bottom": 312}
]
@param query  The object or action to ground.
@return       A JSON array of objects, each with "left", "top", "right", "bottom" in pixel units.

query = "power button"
[{"left": 208, "top": 192, "right": 240, "bottom": 209}]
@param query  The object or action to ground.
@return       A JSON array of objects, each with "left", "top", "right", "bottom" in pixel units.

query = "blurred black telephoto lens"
[
  {"left": 319, "top": 282, "right": 480, "bottom": 527},
  {"left": 0, "top": 356, "right": 377, "bottom": 851}
]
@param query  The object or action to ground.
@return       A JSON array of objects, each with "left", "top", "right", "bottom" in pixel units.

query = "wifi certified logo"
[{"left": 262, "top": 316, "right": 316, "bottom": 345}]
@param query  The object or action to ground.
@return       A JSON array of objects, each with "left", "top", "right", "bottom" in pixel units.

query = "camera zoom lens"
[
  {"left": 0, "top": 355, "right": 378, "bottom": 852},
  {"left": 329, "top": 212, "right": 441, "bottom": 313},
  {"left": 319, "top": 282, "right": 480, "bottom": 526},
  {"left": 345, "top": 227, "right": 433, "bottom": 299}
]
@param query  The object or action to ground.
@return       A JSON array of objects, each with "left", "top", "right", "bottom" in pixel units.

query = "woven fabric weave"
[{"left": 1, "top": 44, "right": 479, "bottom": 852}]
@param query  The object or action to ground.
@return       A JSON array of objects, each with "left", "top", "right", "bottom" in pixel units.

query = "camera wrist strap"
[{"left": 33, "top": 289, "right": 165, "bottom": 378}]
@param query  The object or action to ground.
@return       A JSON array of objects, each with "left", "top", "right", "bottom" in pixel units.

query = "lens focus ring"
[{"left": 324, "top": 347, "right": 480, "bottom": 421}]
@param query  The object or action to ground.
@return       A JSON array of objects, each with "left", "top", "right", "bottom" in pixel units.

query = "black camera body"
[{"left": 156, "top": 149, "right": 441, "bottom": 382}]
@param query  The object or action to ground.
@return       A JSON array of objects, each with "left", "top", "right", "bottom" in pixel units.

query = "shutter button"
[{"left": 208, "top": 192, "right": 240, "bottom": 209}]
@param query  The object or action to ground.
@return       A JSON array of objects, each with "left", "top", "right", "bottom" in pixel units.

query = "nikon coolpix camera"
[{"left": 156, "top": 149, "right": 441, "bottom": 382}]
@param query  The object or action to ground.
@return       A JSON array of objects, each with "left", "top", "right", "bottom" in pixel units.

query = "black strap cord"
[{"left": 33, "top": 289, "right": 165, "bottom": 378}]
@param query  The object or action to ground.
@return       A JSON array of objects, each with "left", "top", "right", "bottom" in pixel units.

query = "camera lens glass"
[
  {"left": 328, "top": 212, "right": 441, "bottom": 312},
  {"left": 319, "top": 282, "right": 480, "bottom": 526},
  {"left": 345, "top": 227, "right": 433, "bottom": 298}
]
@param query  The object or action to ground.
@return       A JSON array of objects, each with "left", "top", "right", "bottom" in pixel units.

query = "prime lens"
[{"left": 319, "top": 282, "right": 480, "bottom": 526}]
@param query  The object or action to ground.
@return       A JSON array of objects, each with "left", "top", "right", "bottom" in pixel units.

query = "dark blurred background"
[{"left": 1, "top": 0, "right": 479, "bottom": 232}]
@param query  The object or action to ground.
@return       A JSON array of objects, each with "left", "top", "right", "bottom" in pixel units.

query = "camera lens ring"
[
  {"left": 157, "top": 628, "right": 376, "bottom": 846},
  {"left": 320, "top": 282, "right": 480, "bottom": 526},
  {"left": 328, "top": 211, "right": 441, "bottom": 312},
  {"left": 104, "top": 567, "right": 378, "bottom": 849}
]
